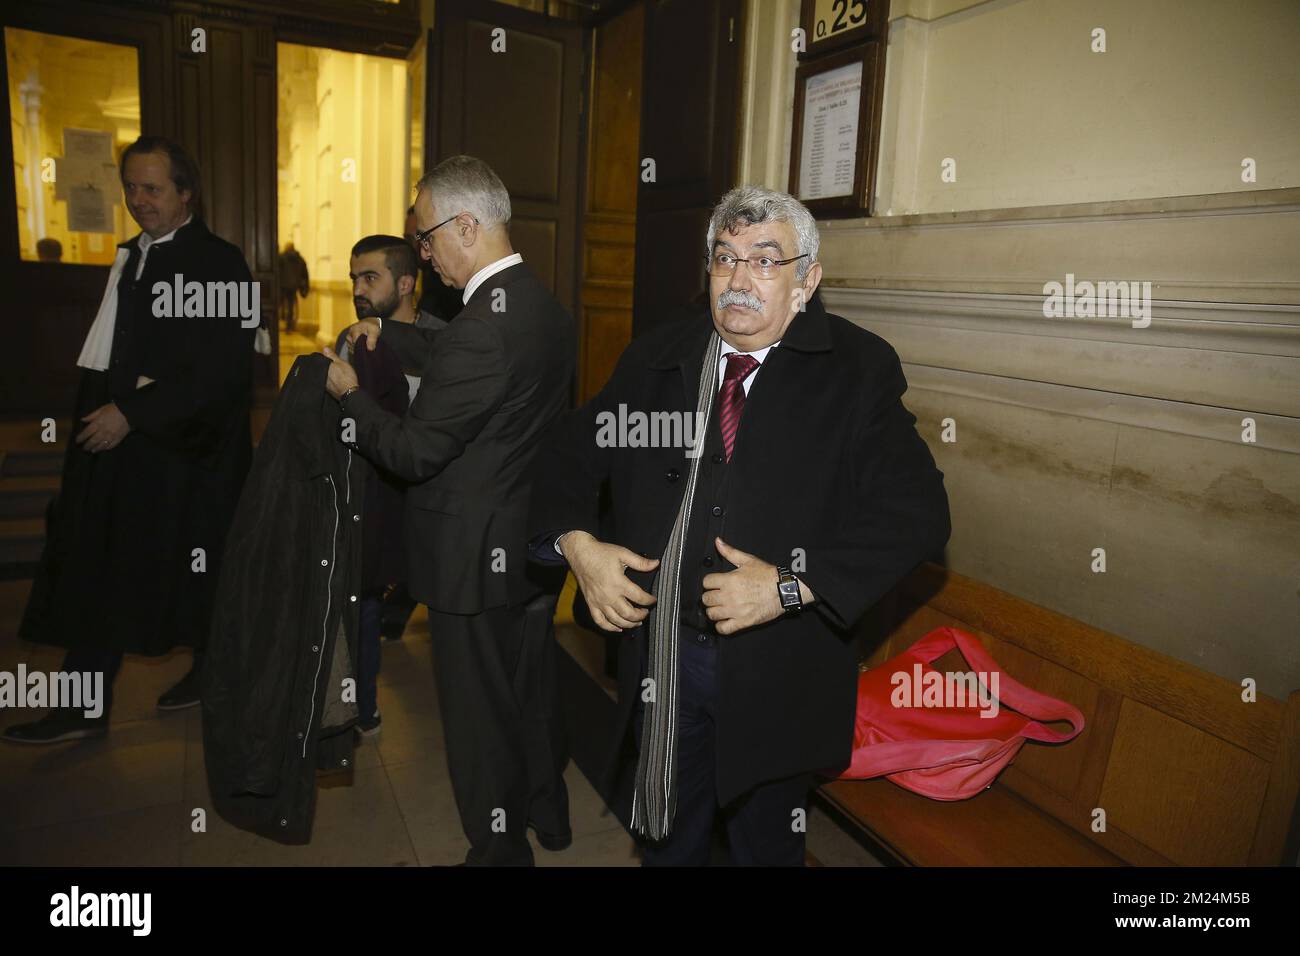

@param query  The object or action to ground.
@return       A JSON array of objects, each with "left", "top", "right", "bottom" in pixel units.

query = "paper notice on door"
[
  {"left": 68, "top": 185, "right": 113, "bottom": 233},
  {"left": 54, "top": 156, "right": 119, "bottom": 201},
  {"left": 63, "top": 128, "right": 114, "bottom": 164},
  {"left": 798, "top": 61, "right": 863, "bottom": 201}
]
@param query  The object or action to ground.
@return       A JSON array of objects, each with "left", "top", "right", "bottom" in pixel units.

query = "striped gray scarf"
[{"left": 631, "top": 330, "right": 722, "bottom": 841}]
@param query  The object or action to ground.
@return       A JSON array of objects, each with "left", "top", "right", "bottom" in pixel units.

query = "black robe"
[{"left": 21, "top": 218, "right": 256, "bottom": 657}]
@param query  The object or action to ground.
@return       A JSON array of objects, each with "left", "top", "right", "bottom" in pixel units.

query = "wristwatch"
[{"left": 775, "top": 566, "right": 803, "bottom": 613}]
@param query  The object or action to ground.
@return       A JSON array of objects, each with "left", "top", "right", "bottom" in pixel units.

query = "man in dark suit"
[
  {"left": 528, "top": 185, "right": 950, "bottom": 865},
  {"left": 323, "top": 156, "right": 575, "bottom": 866}
]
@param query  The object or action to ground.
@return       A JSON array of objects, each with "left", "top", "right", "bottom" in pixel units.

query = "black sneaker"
[
  {"left": 157, "top": 668, "right": 201, "bottom": 711},
  {"left": 355, "top": 711, "right": 382, "bottom": 737},
  {"left": 1, "top": 710, "right": 109, "bottom": 745}
]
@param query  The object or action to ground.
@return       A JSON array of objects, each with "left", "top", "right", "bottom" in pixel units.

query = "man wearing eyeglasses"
[
  {"left": 322, "top": 156, "right": 576, "bottom": 866},
  {"left": 528, "top": 185, "right": 951, "bottom": 865}
]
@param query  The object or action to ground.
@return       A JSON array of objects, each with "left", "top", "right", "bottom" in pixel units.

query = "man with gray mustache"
[{"left": 529, "top": 185, "right": 951, "bottom": 865}]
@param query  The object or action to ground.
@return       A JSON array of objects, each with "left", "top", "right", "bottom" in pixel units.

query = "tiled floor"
[
  {"left": 0, "top": 576, "right": 879, "bottom": 866},
  {"left": 0, "top": 581, "right": 639, "bottom": 867}
]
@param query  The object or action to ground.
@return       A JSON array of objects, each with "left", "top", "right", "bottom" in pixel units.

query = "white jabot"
[
  {"left": 718, "top": 339, "right": 778, "bottom": 396},
  {"left": 134, "top": 215, "right": 190, "bottom": 278},
  {"left": 76, "top": 216, "right": 193, "bottom": 371},
  {"left": 462, "top": 252, "right": 523, "bottom": 305}
]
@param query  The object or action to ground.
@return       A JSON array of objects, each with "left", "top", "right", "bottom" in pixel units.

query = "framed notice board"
[
  {"left": 799, "top": 0, "right": 888, "bottom": 59},
  {"left": 788, "top": 41, "right": 886, "bottom": 218}
]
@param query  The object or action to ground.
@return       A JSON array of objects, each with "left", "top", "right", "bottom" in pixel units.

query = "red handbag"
[{"left": 839, "top": 626, "right": 1085, "bottom": 800}]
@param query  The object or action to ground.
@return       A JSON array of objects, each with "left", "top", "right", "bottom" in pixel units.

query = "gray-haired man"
[
  {"left": 324, "top": 156, "right": 577, "bottom": 866},
  {"left": 528, "top": 185, "right": 950, "bottom": 865}
]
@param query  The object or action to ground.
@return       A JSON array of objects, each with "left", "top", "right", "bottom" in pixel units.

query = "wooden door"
[
  {"left": 0, "top": 7, "right": 172, "bottom": 416},
  {"left": 632, "top": 0, "right": 744, "bottom": 336},
  {"left": 429, "top": 0, "right": 585, "bottom": 317},
  {"left": 577, "top": 2, "right": 643, "bottom": 402}
]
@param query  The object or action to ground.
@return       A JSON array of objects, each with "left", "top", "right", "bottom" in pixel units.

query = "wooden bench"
[{"left": 816, "top": 563, "right": 1300, "bottom": 866}]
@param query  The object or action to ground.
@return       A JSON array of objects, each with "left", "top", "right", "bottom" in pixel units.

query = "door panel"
[
  {"left": 633, "top": 0, "right": 744, "bottom": 336},
  {"left": 0, "top": 10, "right": 171, "bottom": 416},
  {"left": 577, "top": 1, "right": 642, "bottom": 402},
  {"left": 429, "top": 0, "right": 583, "bottom": 317}
]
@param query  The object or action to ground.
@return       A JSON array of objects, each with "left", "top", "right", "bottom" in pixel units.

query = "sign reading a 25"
[{"left": 816, "top": 0, "right": 869, "bottom": 39}]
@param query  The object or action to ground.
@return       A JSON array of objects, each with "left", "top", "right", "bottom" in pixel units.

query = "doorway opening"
[{"left": 276, "top": 42, "right": 412, "bottom": 381}]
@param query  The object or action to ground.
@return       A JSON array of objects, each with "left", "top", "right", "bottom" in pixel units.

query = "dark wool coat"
[
  {"left": 202, "top": 354, "right": 362, "bottom": 845},
  {"left": 528, "top": 296, "right": 951, "bottom": 805}
]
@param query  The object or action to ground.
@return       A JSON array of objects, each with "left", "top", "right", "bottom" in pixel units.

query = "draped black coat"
[{"left": 20, "top": 219, "right": 255, "bottom": 657}]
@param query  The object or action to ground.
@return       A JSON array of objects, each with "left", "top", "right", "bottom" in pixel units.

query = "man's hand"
[
  {"left": 321, "top": 347, "right": 358, "bottom": 399},
  {"left": 76, "top": 403, "right": 130, "bottom": 453},
  {"left": 702, "top": 537, "right": 810, "bottom": 636},
  {"left": 343, "top": 318, "right": 381, "bottom": 352},
  {"left": 562, "top": 531, "right": 659, "bottom": 632}
]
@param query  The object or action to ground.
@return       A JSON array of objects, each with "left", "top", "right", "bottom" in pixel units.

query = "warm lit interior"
[
  {"left": 276, "top": 42, "right": 411, "bottom": 359},
  {"left": 5, "top": 26, "right": 140, "bottom": 264}
]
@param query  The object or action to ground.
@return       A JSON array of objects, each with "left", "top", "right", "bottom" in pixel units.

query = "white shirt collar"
[
  {"left": 719, "top": 337, "right": 778, "bottom": 366},
  {"left": 138, "top": 214, "right": 192, "bottom": 253},
  {"left": 718, "top": 338, "right": 779, "bottom": 395},
  {"left": 463, "top": 252, "right": 523, "bottom": 305}
]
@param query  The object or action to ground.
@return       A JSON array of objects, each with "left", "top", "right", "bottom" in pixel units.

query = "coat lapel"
[
  {"left": 726, "top": 294, "right": 834, "bottom": 465},
  {"left": 647, "top": 308, "right": 714, "bottom": 410}
]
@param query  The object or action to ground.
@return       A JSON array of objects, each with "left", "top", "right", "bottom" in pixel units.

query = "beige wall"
[
  {"left": 880, "top": 0, "right": 1300, "bottom": 214},
  {"left": 741, "top": 0, "right": 1300, "bottom": 697}
]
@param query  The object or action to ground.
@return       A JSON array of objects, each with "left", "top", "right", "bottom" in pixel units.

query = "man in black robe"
[{"left": 5, "top": 137, "right": 256, "bottom": 744}]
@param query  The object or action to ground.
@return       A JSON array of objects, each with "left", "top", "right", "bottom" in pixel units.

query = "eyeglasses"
[
  {"left": 705, "top": 251, "right": 809, "bottom": 280},
  {"left": 414, "top": 212, "right": 479, "bottom": 250}
]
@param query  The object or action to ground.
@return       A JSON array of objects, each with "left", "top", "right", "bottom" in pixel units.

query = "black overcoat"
[
  {"left": 527, "top": 295, "right": 951, "bottom": 805},
  {"left": 202, "top": 354, "right": 362, "bottom": 845}
]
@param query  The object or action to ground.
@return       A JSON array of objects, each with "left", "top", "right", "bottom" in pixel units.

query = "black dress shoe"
[
  {"left": 157, "top": 668, "right": 201, "bottom": 711},
  {"left": 1, "top": 710, "right": 109, "bottom": 745},
  {"left": 529, "top": 822, "right": 573, "bottom": 852}
]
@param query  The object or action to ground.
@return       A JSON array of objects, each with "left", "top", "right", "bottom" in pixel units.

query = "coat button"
[
  {"left": 296, "top": 731, "right": 304, "bottom": 739},
  {"left": 352, "top": 514, "right": 360, "bottom": 522},
  {"left": 711, "top": 454, "right": 723, "bottom": 464},
  {"left": 350, "top": 595, "right": 357, "bottom": 602},
  {"left": 664, "top": 468, "right": 679, "bottom": 482},
  {"left": 711, "top": 506, "right": 723, "bottom": 517},
  {"left": 311, "top": 644, "right": 319, "bottom": 652},
  {"left": 702, "top": 556, "right": 713, "bottom": 567},
  {"left": 280, "top": 819, "right": 288, "bottom": 827},
  {"left": 321, "top": 559, "right": 328, "bottom": 566}
]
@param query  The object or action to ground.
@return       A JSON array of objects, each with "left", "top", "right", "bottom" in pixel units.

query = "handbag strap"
[{"left": 905, "top": 626, "right": 1085, "bottom": 744}]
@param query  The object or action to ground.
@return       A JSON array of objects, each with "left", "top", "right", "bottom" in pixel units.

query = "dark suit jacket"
[
  {"left": 343, "top": 261, "right": 575, "bottom": 613},
  {"left": 527, "top": 295, "right": 951, "bottom": 804}
]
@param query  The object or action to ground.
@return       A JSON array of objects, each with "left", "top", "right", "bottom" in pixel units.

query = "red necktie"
[{"left": 718, "top": 352, "right": 759, "bottom": 463}]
